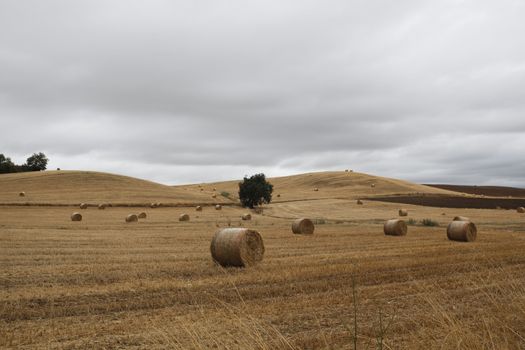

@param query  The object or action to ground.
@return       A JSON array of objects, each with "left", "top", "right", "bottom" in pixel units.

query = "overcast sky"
[{"left": 1, "top": 1, "right": 524, "bottom": 186}]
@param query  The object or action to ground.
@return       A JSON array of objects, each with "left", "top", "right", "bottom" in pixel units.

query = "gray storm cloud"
[{"left": 1, "top": 0, "right": 524, "bottom": 186}]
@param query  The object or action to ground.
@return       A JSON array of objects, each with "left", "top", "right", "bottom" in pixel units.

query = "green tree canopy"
[{"left": 238, "top": 173, "right": 273, "bottom": 208}]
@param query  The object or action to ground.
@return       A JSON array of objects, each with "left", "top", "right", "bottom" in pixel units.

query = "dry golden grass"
[{"left": 1, "top": 171, "right": 525, "bottom": 349}]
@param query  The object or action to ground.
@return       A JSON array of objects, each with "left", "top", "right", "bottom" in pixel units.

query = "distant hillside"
[
  {"left": 426, "top": 184, "right": 525, "bottom": 198},
  {"left": 179, "top": 171, "right": 458, "bottom": 202},
  {"left": 0, "top": 170, "right": 228, "bottom": 205}
]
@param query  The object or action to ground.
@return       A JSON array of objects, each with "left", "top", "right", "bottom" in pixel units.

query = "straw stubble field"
[{"left": 1, "top": 201, "right": 525, "bottom": 349}]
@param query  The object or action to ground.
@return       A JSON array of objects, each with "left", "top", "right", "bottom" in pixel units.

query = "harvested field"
[
  {"left": 1, "top": 172, "right": 525, "bottom": 349},
  {"left": 367, "top": 194, "right": 525, "bottom": 209}
]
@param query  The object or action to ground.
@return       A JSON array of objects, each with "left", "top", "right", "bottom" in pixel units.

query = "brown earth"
[
  {"left": 426, "top": 184, "right": 525, "bottom": 197},
  {"left": 367, "top": 194, "right": 525, "bottom": 209}
]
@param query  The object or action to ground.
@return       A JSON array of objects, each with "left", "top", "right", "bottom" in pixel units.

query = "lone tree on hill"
[
  {"left": 25, "top": 152, "right": 48, "bottom": 171},
  {"left": 238, "top": 173, "right": 273, "bottom": 208}
]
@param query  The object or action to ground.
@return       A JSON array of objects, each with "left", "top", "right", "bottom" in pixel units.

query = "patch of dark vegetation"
[
  {"left": 425, "top": 184, "right": 525, "bottom": 198},
  {"left": 367, "top": 195, "right": 525, "bottom": 209}
]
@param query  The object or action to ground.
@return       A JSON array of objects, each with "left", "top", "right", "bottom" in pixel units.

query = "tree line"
[{"left": 0, "top": 152, "right": 48, "bottom": 173}]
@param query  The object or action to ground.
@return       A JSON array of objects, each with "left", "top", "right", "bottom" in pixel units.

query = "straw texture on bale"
[
  {"left": 70, "top": 212, "right": 82, "bottom": 221},
  {"left": 19, "top": 192, "right": 25, "bottom": 197},
  {"left": 98, "top": 203, "right": 106, "bottom": 210},
  {"left": 210, "top": 228, "right": 265, "bottom": 267},
  {"left": 399, "top": 209, "right": 408, "bottom": 217},
  {"left": 215, "top": 204, "right": 222, "bottom": 210},
  {"left": 125, "top": 214, "right": 138, "bottom": 223},
  {"left": 79, "top": 203, "right": 88, "bottom": 209},
  {"left": 196, "top": 205, "right": 202, "bottom": 211},
  {"left": 179, "top": 213, "right": 190, "bottom": 221},
  {"left": 241, "top": 213, "right": 252, "bottom": 221},
  {"left": 453, "top": 216, "right": 470, "bottom": 221},
  {"left": 357, "top": 200, "right": 363, "bottom": 205},
  {"left": 517, "top": 207, "right": 525, "bottom": 213},
  {"left": 138, "top": 212, "right": 147, "bottom": 219},
  {"left": 292, "top": 218, "right": 315, "bottom": 234},
  {"left": 384, "top": 219, "right": 407, "bottom": 236},
  {"left": 447, "top": 221, "right": 477, "bottom": 242}
]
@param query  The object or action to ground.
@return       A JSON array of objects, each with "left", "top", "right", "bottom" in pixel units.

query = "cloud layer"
[{"left": 1, "top": 0, "right": 524, "bottom": 186}]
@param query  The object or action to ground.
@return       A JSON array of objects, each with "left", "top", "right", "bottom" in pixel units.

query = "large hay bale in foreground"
[
  {"left": 70, "top": 212, "right": 82, "bottom": 222},
  {"left": 210, "top": 228, "right": 265, "bottom": 267},
  {"left": 517, "top": 207, "right": 525, "bottom": 213},
  {"left": 453, "top": 216, "right": 470, "bottom": 221},
  {"left": 447, "top": 221, "right": 477, "bottom": 242},
  {"left": 292, "top": 218, "right": 315, "bottom": 234},
  {"left": 399, "top": 209, "right": 408, "bottom": 217},
  {"left": 241, "top": 213, "right": 252, "bottom": 221},
  {"left": 79, "top": 203, "right": 88, "bottom": 209},
  {"left": 138, "top": 212, "right": 147, "bottom": 219},
  {"left": 19, "top": 192, "right": 25, "bottom": 197},
  {"left": 98, "top": 203, "right": 106, "bottom": 210},
  {"left": 179, "top": 213, "right": 190, "bottom": 221},
  {"left": 125, "top": 214, "right": 138, "bottom": 223},
  {"left": 384, "top": 219, "right": 407, "bottom": 236},
  {"left": 215, "top": 204, "right": 222, "bottom": 210}
]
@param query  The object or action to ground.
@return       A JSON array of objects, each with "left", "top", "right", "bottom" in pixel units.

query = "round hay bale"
[
  {"left": 453, "top": 216, "right": 470, "bottom": 221},
  {"left": 447, "top": 221, "right": 477, "bottom": 242},
  {"left": 215, "top": 204, "right": 222, "bottom": 210},
  {"left": 213, "top": 188, "right": 216, "bottom": 191},
  {"left": 517, "top": 207, "right": 525, "bottom": 213},
  {"left": 371, "top": 184, "right": 376, "bottom": 188},
  {"left": 384, "top": 219, "right": 407, "bottom": 236},
  {"left": 196, "top": 205, "right": 203, "bottom": 211},
  {"left": 314, "top": 188, "right": 319, "bottom": 192},
  {"left": 57, "top": 168, "right": 61, "bottom": 171},
  {"left": 277, "top": 194, "right": 281, "bottom": 198},
  {"left": 200, "top": 188, "right": 204, "bottom": 191},
  {"left": 210, "top": 228, "right": 265, "bottom": 267},
  {"left": 19, "top": 192, "right": 25, "bottom": 197},
  {"left": 179, "top": 213, "right": 190, "bottom": 221},
  {"left": 357, "top": 199, "right": 363, "bottom": 205},
  {"left": 157, "top": 202, "right": 162, "bottom": 207},
  {"left": 292, "top": 218, "right": 315, "bottom": 234},
  {"left": 212, "top": 194, "right": 217, "bottom": 198},
  {"left": 150, "top": 203, "right": 157, "bottom": 208},
  {"left": 345, "top": 169, "right": 349, "bottom": 172},
  {"left": 138, "top": 212, "right": 147, "bottom": 219},
  {"left": 98, "top": 203, "right": 106, "bottom": 210},
  {"left": 241, "top": 213, "right": 252, "bottom": 221},
  {"left": 70, "top": 212, "right": 82, "bottom": 221},
  {"left": 398, "top": 209, "right": 408, "bottom": 217},
  {"left": 125, "top": 214, "right": 138, "bottom": 223},
  {"left": 79, "top": 203, "right": 88, "bottom": 209}
]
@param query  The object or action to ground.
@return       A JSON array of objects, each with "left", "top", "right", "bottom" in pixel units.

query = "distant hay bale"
[
  {"left": 125, "top": 214, "right": 138, "bottom": 223},
  {"left": 157, "top": 202, "right": 162, "bottom": 207},
  {"left": 215, "top": 204, "right": 222, "bottom": 210},
  {"left": 150, "top": 203, "right": 157, "bottom": 208},
  {"left": 138, "top": 212, "right": 147, "bottom": 219},
  {"left": 371, "top": 184, "right": 376, "bottom": 188},
  {"left": 384, "top": 219, "right": 407, "bottom": 236},
  {"left": 292, "top": 218, "right": 315, "bottom": 234},
  {"left": 398, "top": 209, "right": 408, "bottom": 217},
  {"left": 79, "top": 203, "right": 88, "bottom": 209},
  {"left": 98, "top": 203, "right": 106, "bottom": 210},
  {"left": 213, "top": 188, "right": 216, "bottom": 191},
  {"left": 357, "top": 199, "right": 363, "bottom": 205},
  {"left": 517, "top": 207, "right": 525, "bottom": 213},
  {"left": 19, "top": 192, "right": 25, "bottom": 197},
  {"left": 453, "top": 216, "right": 470, "bottom": 221},
  {"left": 212, "top": 194, "right": 217, "bottom": 198},
  {"left": 277, "top": 194, "right": 281, "bottom": 197},
  {"left": 314, "top": 188, "right": 319, "bottom": 191},
  {"left": 196, "top": 205, "right": 203, "bottom": 211},
  {"left": 345, "top": 169, "right": 349, "bottom": 172},
  {"left": 210, "top": 228, "right": 265, "bottom": 267},
  {"left": 241, "top": 213, "right": 252, "bottom": 221},
  {"left": 447, "top": 221, "right": 477, "bottom": 242},
  {"left": 57, "top": 168, "right": 61, "bottom": 171},
  {"left": 200, "top": 188, "right": 204, "bottom": 191},
  {"left": 70, "top": 212, "right": 82, "bottom": 221},
  {"left": 179, "top": 213, "right": 190, "bottom": 221}
]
